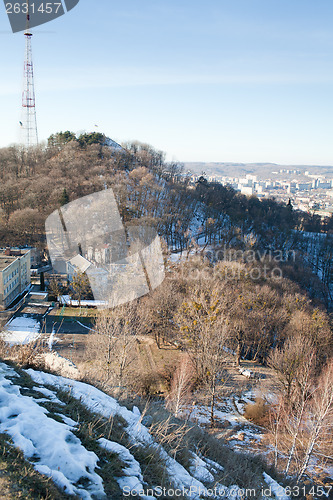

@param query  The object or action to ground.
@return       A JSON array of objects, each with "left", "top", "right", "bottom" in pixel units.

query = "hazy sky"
[{"left": 1, "top": 0, "right": 333, "bottom": 164}]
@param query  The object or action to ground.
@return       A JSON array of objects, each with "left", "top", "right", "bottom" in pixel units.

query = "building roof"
[
  {"left": 0, "top": 248, "right": 30, "bottom": 256},
  {"left": 0, "top": 248, "right": 31, "bottom": 272},
  {"left": 68, "top": 254, "right": 92, "bottom": 273},
  {"left": 0, "top": 256, "right": 17, "bottom": 271}
]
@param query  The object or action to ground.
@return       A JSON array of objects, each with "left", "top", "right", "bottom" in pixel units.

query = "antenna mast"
[{"left": 21, "top": 0, "right": 38, "bottom": 148}]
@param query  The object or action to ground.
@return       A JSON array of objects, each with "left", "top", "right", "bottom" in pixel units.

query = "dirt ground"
[{"left": 52, "top": 331, "right": 280, "bottom": 398}]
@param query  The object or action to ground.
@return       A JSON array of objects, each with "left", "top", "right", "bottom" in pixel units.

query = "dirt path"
[{"left": 143, "top": 342, "right": 159, "bottom": 373}]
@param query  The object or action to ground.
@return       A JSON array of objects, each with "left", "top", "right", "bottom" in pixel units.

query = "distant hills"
[{"left": 184, "top": 162, "right": 333, "bottom": 179}]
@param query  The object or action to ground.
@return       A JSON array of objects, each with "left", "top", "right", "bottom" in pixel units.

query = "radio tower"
[{"left": 21, "top": 0, "right": 38, "bottom": 148}]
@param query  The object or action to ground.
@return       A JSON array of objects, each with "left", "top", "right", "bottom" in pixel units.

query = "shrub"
[
  {"left": 244, "top": 397, "right": 269, "bottom": 426},
  {"left": 134, "top": 371, "right": 162, "bottom": 396}
]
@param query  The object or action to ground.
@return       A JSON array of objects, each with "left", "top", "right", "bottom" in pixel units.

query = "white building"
[
  {"left": 241, "top": 186, "right": 254, "bottom": 196},
  {"left": 0, "top": 248, "right": 31, "bottom": 309},
  {"left": 66, "top": 254, "right": 92, "bottom": 281}
]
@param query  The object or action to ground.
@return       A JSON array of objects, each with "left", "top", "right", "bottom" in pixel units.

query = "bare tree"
[
  {"left": 297, "top": 359, "right": 333, "bottom": 481},
  {"left": 176, "top": 283, "right": 229, "bottom": 425},
  {"left": 268, "top": 335, "right": 315, "bottom": 401},
  {"left": 88, "top": 304, "right": 138, "bottom": 388},
  {"left": 286, "top": 309, "right": 332, "bottom": 360},
  {"left": 141, "top": 278, "right": 181, "bottom": 348},
  {"left": 47, "top": 275, "right": 63, "bottom": 301},
  {"left": 166, "top": 354, "right": 195, "bottom": 418},
  {"left": 8, "top": 208, "right": 44, "bottom": 236},
  {"left": 70, "top": 271, "right": 91, "bottom": 308},
  {"left": 283, "top": 349, "right": 316, "bottom": 475},
  {"left": 267, "top": 336, "right": 319, "bottom": 475},
  {"left": 0, "top": 208, "right": 5, "bottom": 229},
  {"left": 268, "top": 396, "right": 286, "bottom": 469}
]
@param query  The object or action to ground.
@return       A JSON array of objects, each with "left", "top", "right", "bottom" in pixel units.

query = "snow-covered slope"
[
  {"left": 0, "top": 363, "right": 104, "bottom": 499},
  {"left": 0, "top": 362, "right": 288, "bottom": 499},
  {"left": 25, "top": 368, "right": 212, "bottom": 499}
]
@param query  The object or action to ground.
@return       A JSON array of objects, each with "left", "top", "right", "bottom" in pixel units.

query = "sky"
[{"left": 1, "top": 0, "right": 333, "bottom": 164}]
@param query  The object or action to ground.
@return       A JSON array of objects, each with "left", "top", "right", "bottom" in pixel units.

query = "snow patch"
[
  {"left": 203, "top": 457, "right": 224, "bottom": 473},
  {"left": 98, "top": 438, "right": 152, "bottom": 497},
  {"left": 263, "top": 472, "right": 291, "bottom": 500},
  {"left": 26, "top": 369, "right": 210, "bottom": 498},
  {"left": 0, "top": 363, "right": 104, "bottom": 499},
  {"left": 47, "top": 328, "right": 59, "bottom": 350},
  {"left": 190, "top": 452, "right": 214, "bottom": 483},
  {"left": 2, "top": 316, "right": 40, "bottom": 345},
  {"left": 32, "top": 386, "right": 64, "bottom": 405},
  {"left": 238, "top": 367, "right": 254, "bottom": 379},
  {"left": 41, "top": 352, "right": 80, "bottom": 379},
  {"left": 59, "top": 295, "right": 107, "bottom": 307},
  {"left": 56, "top": 413, "right": 78, "bottom": 428}
]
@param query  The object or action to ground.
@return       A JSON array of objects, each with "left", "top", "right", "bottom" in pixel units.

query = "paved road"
[
  {"left": 45, "top": 316, "right": 94, "bottom": 335},
  {"left": 4, "top": 303, "right": 94, "bottom": 337}
]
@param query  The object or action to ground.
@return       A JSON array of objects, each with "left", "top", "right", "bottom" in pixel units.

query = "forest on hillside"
[
  {"left": 0, "top": 132, "right": 332, "bottom": 243},
  {"left": 0, "top": 131, "right": 332, "bottom": 308}
]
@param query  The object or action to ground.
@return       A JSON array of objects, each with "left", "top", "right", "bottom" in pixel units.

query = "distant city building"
[
  {"left": 314, "top": 210, "right": 333, "bottom": 219},
  {"left": 240, "top": 186, "right": 254, "bottom": 196},
  {"left": 246, "top": 174, "right": 257, "bottom": 182},
  {"left": 0, "top": 248, "right": 31, "bottom": 309},
  {"left": 318, "top": 181, "right": 332, "bottom": 189},
  {"left": 185, "top": 165, "right": 333, "bottom": 214},
  {"left": 297, "top": 182, "right": 312, "bottom": 191}
]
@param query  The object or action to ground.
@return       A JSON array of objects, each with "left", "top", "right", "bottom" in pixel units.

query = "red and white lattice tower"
[{"left": 21, "top": 2, "right": 38, "bottom": 148}]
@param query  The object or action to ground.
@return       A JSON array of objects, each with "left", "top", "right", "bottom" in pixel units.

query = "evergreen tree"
[
  {"left": 59, "top": 188, "right": 69, "bottom": 207},
  {"left": 47, "top": 131, "right": 76, "bottom": 150},
  {"left": 77, "top": 132, "right": 105, "bottom": 147}
]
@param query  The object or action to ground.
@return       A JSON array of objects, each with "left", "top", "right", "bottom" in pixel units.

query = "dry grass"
[
  {"left": 244, "top": 397, "right": 269, "bottom": 426},
  {"left": 0, "top": 336, "right": 49, "bottom": 372},
  {"left": 51, "top": 388, "right": 189, "bottom": 499},
  {"left": 127, "top": 398, "right": 295, "bottom": 495},
  {"left": 48, "top": 306, "right": 97, "bottom": 318}
]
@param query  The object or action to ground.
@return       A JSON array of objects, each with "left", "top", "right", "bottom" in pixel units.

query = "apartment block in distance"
[{"left": 0, "top": 248, "right": 31, "bottom": 309}]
